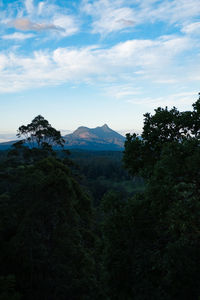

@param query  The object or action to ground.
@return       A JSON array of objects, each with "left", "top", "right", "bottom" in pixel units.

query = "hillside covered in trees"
[{"left": 0, "top": 95, "right": 200, "bottom": 299}]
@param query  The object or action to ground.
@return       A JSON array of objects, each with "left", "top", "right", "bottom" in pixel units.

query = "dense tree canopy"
[
  {"left": 101, "top": 94, "right": 200, "bottom": 299},
  {"left": 0, "top": 157, "right": 98, "bottom": 300}
]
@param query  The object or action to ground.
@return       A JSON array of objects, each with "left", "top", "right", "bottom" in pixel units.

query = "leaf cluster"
[{"left": 124, "top": 95, "right": 200, "bottom": 178}]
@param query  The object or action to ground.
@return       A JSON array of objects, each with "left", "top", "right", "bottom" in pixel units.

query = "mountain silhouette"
[{"left": 63, "top": 124, "right": 125, "bottom": 150}]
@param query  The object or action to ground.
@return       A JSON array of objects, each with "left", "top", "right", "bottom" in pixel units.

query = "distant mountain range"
[
  {"left": 0, "top": 124, "right": 125, "bottom": 151},
  {"left": 63, "top": 124, "right": 125, "bottom": 150}
]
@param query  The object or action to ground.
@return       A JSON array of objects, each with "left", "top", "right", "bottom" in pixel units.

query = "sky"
[{"left": 0, "top": 0, "right": 200, "bottom": 140}]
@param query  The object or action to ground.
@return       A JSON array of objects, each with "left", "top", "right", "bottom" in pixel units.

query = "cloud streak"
[
  {"left": 8, "top": 18, "right": 65, "bottom": 32},
  {"left": 126, "top": 91, "right": 198, "bottom": 110},
  {"left": 2, "top": 32, "right": 35, "bottom": 40},
  {"left": 82, "top": 0, "right": 136, "bottom": 34},
  {"left": 25, "top": 0, "right": 34, "bottom": 15},
  {"left": 182, "top": 22, "right": 200, "bottom": 34}
]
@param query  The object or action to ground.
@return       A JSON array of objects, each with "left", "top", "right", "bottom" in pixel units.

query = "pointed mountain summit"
[
  {"left": 64, "top": 124, "right": 125, "bottom": 150},
  {"left": 102, "top": 124, "right": 109, "bottom": 129}
]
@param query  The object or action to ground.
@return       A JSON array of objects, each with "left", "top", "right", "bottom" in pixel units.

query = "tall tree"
[{"left": 17, "top": 115, "right": 65, "bottom": 149}]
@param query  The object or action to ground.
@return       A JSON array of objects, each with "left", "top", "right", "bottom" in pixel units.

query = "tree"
[
  {"left": 142, "top": 140, "right": 200, "bottom": 299},
  {"left": 100, "top": 191, "right": 158, "bottom": 300},
  {"left": 17, "top": 115, "right": 65, "bottom": 149},
  {"left": 101, "top": 93, "right": 200, "bottom": 299},
  {"left": 0, "top": 157, "right": 97, "bottom": 300},
  {"left": 123, "top": 93, "right": 200, "bottom": 178}
]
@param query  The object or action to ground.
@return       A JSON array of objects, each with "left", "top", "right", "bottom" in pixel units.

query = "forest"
[{"left": 0, "top": 96, "right": 200, "bottom": 300}]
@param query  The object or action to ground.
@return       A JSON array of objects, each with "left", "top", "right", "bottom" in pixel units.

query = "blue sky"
[{"left": 0, "top": 0, "right": 200, "bottom": 140}]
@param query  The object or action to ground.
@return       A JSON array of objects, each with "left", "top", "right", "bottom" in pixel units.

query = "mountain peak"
[
  {"left": 63, "top": 124, "right": 125, "bottom": 150},
  {"left": 100, "top": 124, "right": 111, "bottom": 132}
]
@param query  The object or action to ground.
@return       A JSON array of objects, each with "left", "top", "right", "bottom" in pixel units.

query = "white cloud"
[
  {"left": 37, "top": 1, "right": 45, "bottom": 15},
  {"left": 92, "top": 7, "right": 135, "bottom": 34},
  {"left": 182, "top": 22, "right": 200, "bottom": 34},
  {"left": 25, "top": 0, "right": 34, "bottom": 15},
  {"left": 36, "top": 1, "right": 61, "bottom": 17},
  {"left": 2, "top": 32, "right": 35, "bottom": 40},
  {"left": 100, "top": 36, "right": 192, "bottom": 71},
  {"left": 127, "top": 91, "right": 198, "bottom": 109},
  {"left": 53, "top": 15, "right": 79, "bottom": 37},
  {"left": 105, "top": 85, "right": 141, "bottom": 99},
  {"left": 0, "top": 54, "right": 9, "bottom": 71},
  {"left": 154, "top": 79, "right": 178, "bottom": 84},
  {"left": 82, "top": 0, "right": 136, "bottom": 35},
  {"left": 0, "top": 34, "right": 196, "bottom": 93}
]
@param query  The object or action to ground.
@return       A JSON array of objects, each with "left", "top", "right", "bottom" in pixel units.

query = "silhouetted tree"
[
  {"left": 16, "top": 115, "right": 65, "bottom": 149},
  {"left": 123, "top": 93, "right": 200, "bottom": 178}
]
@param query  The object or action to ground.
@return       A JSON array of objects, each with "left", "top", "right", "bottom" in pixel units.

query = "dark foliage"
[
  {"left": 101, "top": 94, "right": 200, "bottom": 299},
  {"left": 16, "top": 115, "right": 65, "bottom": 149}
]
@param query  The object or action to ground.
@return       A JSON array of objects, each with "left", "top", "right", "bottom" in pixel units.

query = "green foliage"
[
  {"left": 142, "top": 140, "right": 200, "bottom": 299},
  {"left": 102, "top": 94, "right": 200, "bottom": 299},
  {"left": 124, "top": 94, "right": 200, "bottom": 178},
  {"left": 0, "top": 156, "right": 97, "bottom": 299},
  {"left": 0, "top": 275, "right": 21, "bottom": 300},
  {"left": 16, "top": 115, "right": 65, "bottom": 149},
  {"left": 101, "top": 191, "right": 158, "bottom": 299}
]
